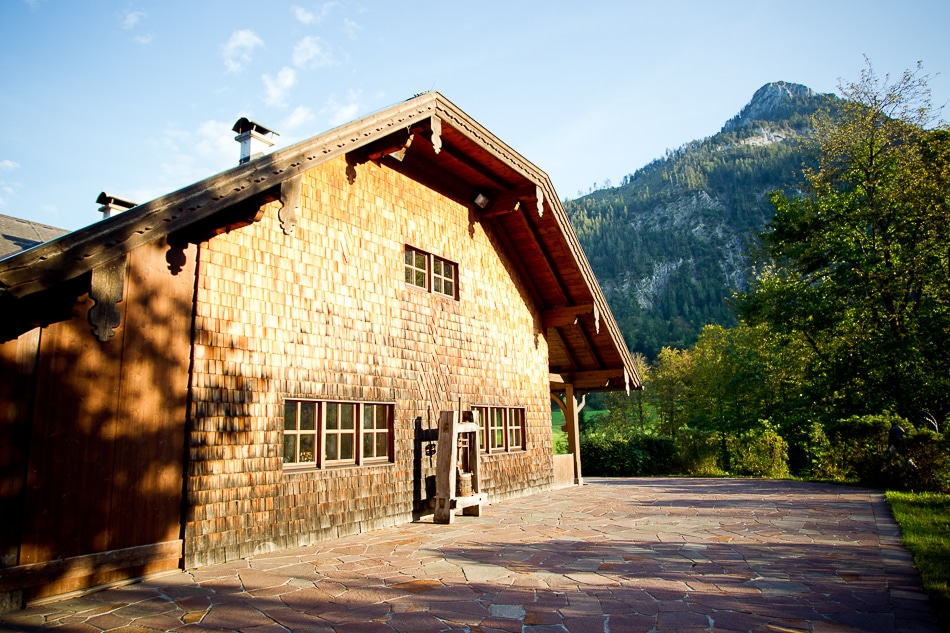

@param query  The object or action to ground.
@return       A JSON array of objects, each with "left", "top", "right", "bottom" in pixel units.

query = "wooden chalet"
[{"left": 0, "top": 92, "right": 639, "bottom": 609}]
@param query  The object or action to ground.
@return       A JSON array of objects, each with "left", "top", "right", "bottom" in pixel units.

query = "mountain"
[{"left": 564, "top": 82, "right": 837, "bottom": 358}]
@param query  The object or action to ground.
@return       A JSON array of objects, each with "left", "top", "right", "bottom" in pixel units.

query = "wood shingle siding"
[{"left": 183, "top": 157, "right": 553, "bottom": 566}]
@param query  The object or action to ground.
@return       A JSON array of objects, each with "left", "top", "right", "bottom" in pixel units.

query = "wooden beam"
[
  {"left": 478, "top": 185, "right": 534, "bottom": 219},
  {"left": 510, "top": 210, "right": 571, "bottom": 306},
  {"left": 542, "top": 304, "right": 594, "bottom": 329},
  {"left": 0, "top": 540, "right": 182, "bottom": 593},
  {"left": 550, "top": 368, "right": 627, "bottom": 390},
  {"left": 547, "top": 327, "right": 579, "bottom": 373}
]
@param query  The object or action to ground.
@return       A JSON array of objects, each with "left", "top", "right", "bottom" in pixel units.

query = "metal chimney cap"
[
  {"left": 96, "top": 192, "right": 138, "bottom": 209},
  {"left": 232, "top": 117, "right": 278, "bottom": 137}
]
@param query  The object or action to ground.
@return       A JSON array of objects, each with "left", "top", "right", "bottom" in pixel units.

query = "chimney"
[
  {"left": 233, "top": 118, "right": 278, "bottom": 165},
  {"left": 97, "top": 192, "right": 137, "bottom": 220}
]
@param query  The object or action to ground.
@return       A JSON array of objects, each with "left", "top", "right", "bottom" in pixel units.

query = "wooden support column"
[{"left": 552, "top": 384, "right": 585, "bottom": 485}]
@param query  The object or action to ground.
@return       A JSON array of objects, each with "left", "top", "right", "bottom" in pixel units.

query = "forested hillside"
[{"left": 564, "top": 82, "right": 837, "bottom": 357}]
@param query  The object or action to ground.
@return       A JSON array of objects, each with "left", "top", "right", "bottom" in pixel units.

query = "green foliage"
[
  {"left": 674, "top": 429, "right": 724, "bottom": 476},
  {"left": 816, "top": 413, "right": 895, "bottom": 486},
  {"left": 738, "top": 61, "right": 950, "bottom": 425},
  {"left": 887, "top": 428, "right": 950, "bottom": 494},
  {"left": 726, "top": 420, "right": 790, "bottom": 478}
]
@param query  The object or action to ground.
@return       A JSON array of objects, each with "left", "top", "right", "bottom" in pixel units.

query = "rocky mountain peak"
[{"left": 722, "top": 81, "right": 820, "bottom": 133}]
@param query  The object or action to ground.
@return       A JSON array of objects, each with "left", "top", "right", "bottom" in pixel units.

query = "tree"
[{"left": 738, "top": 60, "right": 950, "bottom": 425}]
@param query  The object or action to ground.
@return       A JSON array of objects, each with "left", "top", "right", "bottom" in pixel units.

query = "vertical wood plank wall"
[
  {"left": 0, "top": 238, "right": 196, "bottom": 603},
  {"left": 185, "top": 156, "right": 555, "bottom": 567}
]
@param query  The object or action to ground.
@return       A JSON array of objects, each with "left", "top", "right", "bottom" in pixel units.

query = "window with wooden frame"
[
  {"left": 283, "top": 399, "right": 394, "bottom": 468},
  {"left": 473, "top": 406, "right": 526, "bottom": 453},
  {"left": 404, "top": 245, "right": 458, "bottom": 300}
]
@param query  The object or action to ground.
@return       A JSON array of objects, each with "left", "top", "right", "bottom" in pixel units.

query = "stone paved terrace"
[{"left": 0, "top": 478, "right": 940, "bottom": 633}]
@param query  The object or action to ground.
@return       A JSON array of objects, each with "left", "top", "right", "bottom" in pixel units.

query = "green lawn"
[{"left": 887, "top": 491, "right": 950, "bottom": 631}]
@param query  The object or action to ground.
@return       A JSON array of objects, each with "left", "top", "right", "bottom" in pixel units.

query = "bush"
[
  {"left": 676, "top": 429, "right": 724, "bottom": 476},
  {"left": 817, "top": 413, "right": 897, "bottom": 487},
  {"left": 726, "top": 420, "right": 790, "bottom": 478},
  {"left": 579, "top": 434, "right": 644, "bottom": 476},
  {"left": 579, "top": 433, "right": 678, "bottom": 476},
  {"left": 886, "top": 429, "right": 950, "bottom": 493}
]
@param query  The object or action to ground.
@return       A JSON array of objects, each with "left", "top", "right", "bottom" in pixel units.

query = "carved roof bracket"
[
  {"left": 279, "top": 174, "right": 302, "bottom": 235},
  {"left": 88, "top": 254, "right": 128, "bottom": 342}
]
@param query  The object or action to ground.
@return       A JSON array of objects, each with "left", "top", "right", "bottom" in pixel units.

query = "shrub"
[
  {"left": 817, "top": 413, "right": 897, "bottom": 487},
  {"left": 886, "top": 429, "right": 950, "bottom": 493},
  {"left": 676, "top": 429, "right": 724, "bottom": 476},
  {"left": 726, "top": 420, "right": 790, "bottom": 478}
]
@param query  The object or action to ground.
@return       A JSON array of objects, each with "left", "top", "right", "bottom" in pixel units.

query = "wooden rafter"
[
  {"left": 547, "top": 327, "right": 579, "bottom": 372},
  {"left": 542, "top": 304, "right": 593, "bottom": 329}
]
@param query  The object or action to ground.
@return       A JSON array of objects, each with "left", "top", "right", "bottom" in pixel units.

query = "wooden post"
[{"left": 564, "top": 384, "right": 584, "bottom": 485}]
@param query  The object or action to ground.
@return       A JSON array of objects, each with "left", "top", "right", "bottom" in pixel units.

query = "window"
[
  {"left": 283, "top": 400, "right": 393, "bottom": 468},
  {"left": 404, "top": 246, "right": 428, "bottom": 290},
  {"left": 473, "top": 406, "right": 526, "bottom": 453},
  {"left": 404, "top": 246, "right": 458, "bottom": 299},
  {"left": 432, "top": 257, "right": 456, "bottom": 298}
]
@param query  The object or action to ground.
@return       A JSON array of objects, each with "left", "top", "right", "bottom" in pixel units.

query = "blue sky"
[{"left": 2, "top": 1, "right": 948, "bottom": 231}]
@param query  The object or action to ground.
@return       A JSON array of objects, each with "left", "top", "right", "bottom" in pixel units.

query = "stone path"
[{"left": 0, "top": 478, "right": 940, "bottom": 632}]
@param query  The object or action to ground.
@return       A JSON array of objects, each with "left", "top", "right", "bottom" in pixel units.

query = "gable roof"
[
  {"left": 0, "top": 92, "right": 639, "bottom": 392},
  {"left": 0, "top": 214, "right": 68, "bottom": 259}
]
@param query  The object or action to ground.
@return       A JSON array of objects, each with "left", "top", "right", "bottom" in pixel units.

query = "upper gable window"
[{"left": 404, "top": 246, "right": 458, "bottom": 300}]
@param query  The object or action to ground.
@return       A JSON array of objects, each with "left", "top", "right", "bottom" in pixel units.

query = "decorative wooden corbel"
[
  {"left": 430, "top": 115, "right": 442, "bottom": 155},
  {"left": 536, "top": 184, "right": 544, "bottom": 217},
  {"left": 278, "top": 175, "right": 302, "bottom": 235},
  {"left": 593, "top": 302, "right": 600, "bottom": 334},
  {"left": 88, "top": 255, "right": 128, "bottom": 342}
]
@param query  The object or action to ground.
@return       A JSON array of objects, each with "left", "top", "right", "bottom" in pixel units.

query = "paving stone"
[{"left": 0, "top": 479, "right": 941, "bottom": 633}]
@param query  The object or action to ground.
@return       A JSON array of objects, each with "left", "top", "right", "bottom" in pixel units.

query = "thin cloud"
[
  {"left": 343, "top": 18, "right": 361, "bottom": 39},
  {"left": 134, "top": 34, "right": 153, "bottom": 45},
  {"left": 293, "top": 36, "right": 334, "bottom": 69},
  {"left": 0, "top": 160, "right": 20, "bottom": 171},
  {"left": 325, "top": 91, "right": 362, "bottom": 126},
  {"left": 222, "top": 29, "right": 264, "bottom": 74},
  {"left": 121, "top": 9, "right": 146, "bottom": 29},
  {"left": 262, "top": 67, "right": 297, "bottom": 108},
  {"left": 283, "top": 105, "right": 315, "bottom": 132},
  {"left": 291, "top": 5, "right": 315, "bottom": 24}
]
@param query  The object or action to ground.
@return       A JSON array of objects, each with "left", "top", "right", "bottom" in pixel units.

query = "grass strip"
[{"left": 886, "top": 490, "right": 950, "bottom": 631}]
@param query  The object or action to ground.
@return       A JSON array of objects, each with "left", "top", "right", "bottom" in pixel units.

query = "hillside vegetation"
[{"left": 564, "top": 82, "right": 836, "bottom": 357}]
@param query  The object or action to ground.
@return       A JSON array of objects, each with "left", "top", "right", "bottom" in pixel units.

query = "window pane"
[
  {"left": 415, "top": 270, "right": 425, "bottom": 287},
  {"left": 404, "top": 250, "right": 412, "bottom": 264},
  {"left": 283, "top": 434, "right": 297, "bottom": 463},
  {"left": 363, "top": 432, "right": 373, "bottom": 458},
  {"left": 444, "top": 280, "right": 454, "bottom": 296},
  {"left": 415, "top": 253, "right": 426, "bottom": 269},
  {"left": 375, "top": 405, "right": 388, "bottom": 429},
  {"left": 326, "top": 404, "right": 338, "bottom": 429},
  {"left": 326, "top": 435, "right": 338, "bottom": 461},
  {"left": 433, "top": 278, "right": 442, "bottom": 293},
  {"left": 444, "top": 265, "right": 454, "bottom": 281},
  {"left": 433, "top": 259, "right": 442, "bottom": 275},
  {"left": 300, "top": 434, "right": 315, "bottom": 462},
  {"left": 404, "top": 267, "right": 412, "bottom": 283},
  {"left": 340, "top": 404, "right": 354, "bottom": 429},
  {"left": 364, "top": 404, "right": 374, "bottom": 429},
  {"left": 340, "top": 434, "right": 354, "bottom": 460},
  {"left": 284, "top": 402, "right": 297, "bottom": 430},
  {"left": 376, "top": 432, "right": 388, "bottom": 456},
  {"left": 300, "top": 402, "right": 315, "bottom": 430}
]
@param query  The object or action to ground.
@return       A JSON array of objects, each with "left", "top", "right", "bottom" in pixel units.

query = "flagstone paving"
[{"left": 1, "top": 478, "right": 940, "bottom": 632}]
